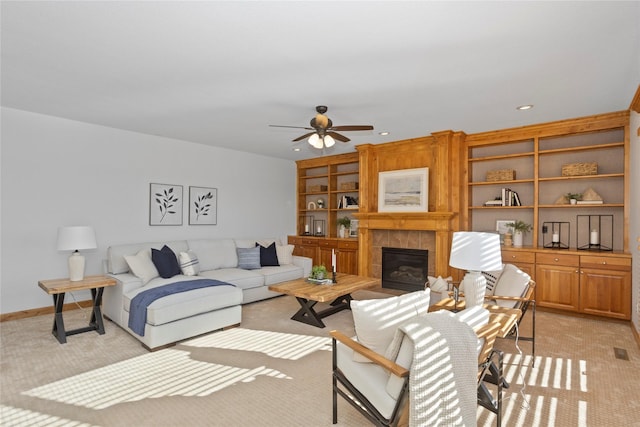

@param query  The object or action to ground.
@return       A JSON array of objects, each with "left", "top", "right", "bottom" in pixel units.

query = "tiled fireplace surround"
[{"left": 371, "top": 229, "right": 436, "bottom": 280}]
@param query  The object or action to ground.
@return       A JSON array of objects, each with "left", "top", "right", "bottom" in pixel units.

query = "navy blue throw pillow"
[
  {"left": 151, "top": 245, "right": 182, "bottom": 278},
  {"left": 255, "top": 242, "right": 279, "bottom": 267}
]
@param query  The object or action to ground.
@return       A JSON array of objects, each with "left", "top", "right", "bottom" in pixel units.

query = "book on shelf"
[
  {"left": 497, "top": 188, "right": 521, "bottom": 206},
  {"left": 338, "top": 195, "right": 359, "bottom": 209},
  {"left": 576, "top": 200, "right": 604, "bottom": 205},
  {"left": 485, "top": 200, "right": 503, "bottom": 206}
]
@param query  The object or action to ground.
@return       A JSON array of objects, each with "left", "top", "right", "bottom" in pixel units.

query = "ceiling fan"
[{"left": 269, "top": 105, "right": 374, "bottom": 149}]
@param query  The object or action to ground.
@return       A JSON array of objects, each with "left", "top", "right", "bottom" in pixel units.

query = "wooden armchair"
[
  {"left": 330, "top": 312, "right": 504, "bottom": 427},
  {"left": 485, "top": 277, "right": 536, "bottom": 363}
]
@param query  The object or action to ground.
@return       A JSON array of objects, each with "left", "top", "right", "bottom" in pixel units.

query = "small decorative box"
[
  {"left": 486, "top": 169, "right": 516, "bottom": 182},
  {"left": 308, "top": 185, "right": 328, "bottom": 192},
  {"left": 561, "top": 162, "right": 597, "bottom": 176},
  {"left": 340, "top": 182, "right": 358, "bottom": 190}
]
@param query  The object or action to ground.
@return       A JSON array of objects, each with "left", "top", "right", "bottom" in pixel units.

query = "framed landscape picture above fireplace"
[{"left": 378, "top": 167, "right": 429, "bottom": 212}]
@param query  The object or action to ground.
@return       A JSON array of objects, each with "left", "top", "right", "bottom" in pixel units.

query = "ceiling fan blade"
[
  {"left": 327, "top": 131, "right": 350, "bottom": 142},
  {"left": 269, "top": 125, "right": 314, "bottom": 130},
  {"left": 330, "top": 125, "right": 374, "bottom": 132},
  {"left": 292, "top": 131, "right": 316, "bottom": 142}
]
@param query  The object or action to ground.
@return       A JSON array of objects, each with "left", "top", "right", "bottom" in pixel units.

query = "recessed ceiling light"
[
  {"left": 516, "top": 104, "right": 533, "bottom": 110},
  {"left": 379, "top": 131, "right": 390, "bottom": 136},
  {"left": 292, "top": 147, "right": 301, "bottom": 152}
]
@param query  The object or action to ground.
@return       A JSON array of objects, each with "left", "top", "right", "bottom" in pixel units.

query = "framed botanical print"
[
  {"left": 149, "top": 183, "right": 183, "bottom": 226},
  {"left": 189, "top": 186, "right": 217, "bottom": 225}
]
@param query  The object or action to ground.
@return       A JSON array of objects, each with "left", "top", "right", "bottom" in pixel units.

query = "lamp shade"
[
  {"left": 323, "top": 135, "right": 335, "bottom": 147},
  {"left": 57, "top": 226, "right": 97, "bottom": 252},
  {"left": 449, "top": 231, "right": 502, "bottom": 272}
]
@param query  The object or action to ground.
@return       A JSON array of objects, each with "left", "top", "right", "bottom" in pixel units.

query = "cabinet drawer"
[
  {"left": 536, "top": 253, "right": 579, "bottom": 267},
  {"left": 289, "top": 236, "right": 318, "bottom": 246},
  {"left": 318, "top": 239, "right": 337, "bottom": 248},
  {"left": 501, "top": 250, "right": 535, "bottom": 264},
  {"left": 580, "top": 255, "right": 631, "bottom": 271},
  {"left": 338, "top": 240, "right": 359, "bottom": 250}
]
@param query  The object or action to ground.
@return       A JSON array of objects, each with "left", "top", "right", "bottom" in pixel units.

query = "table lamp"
[
  {"left": 449, "top": 231, "right": 502, "bottom": 307},
  {"left": 57, "top": 226, "right": 97, "bottom": 281}
]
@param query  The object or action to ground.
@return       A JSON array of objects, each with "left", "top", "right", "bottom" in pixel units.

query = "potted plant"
[
  {"left": 506, "top": 220, "right": 532, "bottom": 247},
  {"left": 337, "top": 216, "right": 351, "bottom": 238},
  {"left": 566, "top": 192, "right": 582, "bottom": 205},
  {"left": 311, "top": 265, "right": 328, "bottom": 280}
]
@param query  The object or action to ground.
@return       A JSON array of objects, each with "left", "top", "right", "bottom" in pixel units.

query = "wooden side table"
[{"left": 38, "top": 275, "right": 116, "bottom": 344}]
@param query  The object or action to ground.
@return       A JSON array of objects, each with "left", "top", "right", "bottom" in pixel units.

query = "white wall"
[
  {"left": 0, "top": 107, "right": 296, "bottom": 314},
  {"left": 630, "top": 110, "right": 640, "bottom": 334}
]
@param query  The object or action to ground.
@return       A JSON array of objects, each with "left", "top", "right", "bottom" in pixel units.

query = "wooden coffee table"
[{"left": 268, "top": 273, "right": 380, "bottom": 328}]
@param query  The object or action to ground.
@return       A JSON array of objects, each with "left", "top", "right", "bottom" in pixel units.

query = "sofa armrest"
[
  {"left": 102, "top": 273, "right": 143, "bottom": 326},
  {"left": 292, "top": 255, "right": 312, "bottom": 278}
]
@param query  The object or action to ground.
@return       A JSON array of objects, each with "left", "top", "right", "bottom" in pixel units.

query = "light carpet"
[{"left": 1, "top": 289, "right": 639, "bottom": 426}]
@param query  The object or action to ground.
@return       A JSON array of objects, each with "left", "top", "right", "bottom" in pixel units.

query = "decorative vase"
[
  {"left": 503, "top": 233, "right": 513, "bottom": 247},
  {"left": 570, "top": 198, "right": 577, "bottom": 205},
  {"left": 315, "top": 271, "right": 324, "bottom": 280},
  {"left": 513, "top": 231, "right": 524, "bottom": 247},
  {"left": 339, "top": 225, "right": 346, "bottom": 238}
]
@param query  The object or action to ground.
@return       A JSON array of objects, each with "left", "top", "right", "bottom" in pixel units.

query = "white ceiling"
[{"left": 2, "top": 1, "right": 639, "bottom": 161}]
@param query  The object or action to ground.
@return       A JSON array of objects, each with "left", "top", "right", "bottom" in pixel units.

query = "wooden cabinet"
[
  {"left": 465, "top": 111, "right": 629, "bottom": 251},
  {"left": 532, "top": 251, "right": 631, "bottom": 319},
  {"left": 464, "top": 111, "right": 631, "bottom": 320},
  {"left": 288, "top": 236, "right": 359, "bottom": 275},
  {"left": 579, "top": 255, "right": 631, "bottom": 319},
  {"left": 296, "top": 152, "right": 360, "bottom": 238},
  {"left": 535, "top": 253, "right": 580, "bottom": 312}
]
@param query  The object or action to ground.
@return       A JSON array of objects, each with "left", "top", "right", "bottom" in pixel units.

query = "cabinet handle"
[
  {"left": 601, "top": 261, "right": 607, "bottom": 265},
  {"left": 554, "top": 258, "right": 559, "bottom": 262},
  {"left": 575, "top": 270, "right": 579, "bottom": 273},
  {"left": 511, "top": 255, "right": 516, "bottom": 259}
]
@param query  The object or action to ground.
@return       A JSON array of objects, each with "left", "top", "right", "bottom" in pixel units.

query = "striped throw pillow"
[{"left": 179, "top": 251, "right": 200, "bottom": 276}]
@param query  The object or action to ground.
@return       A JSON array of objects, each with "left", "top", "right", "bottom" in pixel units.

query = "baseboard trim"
[{"left": 0, "top": 300, "right": 93, "bottom": 322}]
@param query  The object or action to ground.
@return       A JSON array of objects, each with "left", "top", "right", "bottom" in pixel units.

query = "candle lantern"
[
  {"left": 313, "top": 219, "right": 326, "bottom": 237},
  {"left": 577, "top": 215, "right": 613, "bottom": 251},
  {"left": 542, "top": 222, "right": 570, "bottom": 249},
  {"left": 300, "top": 215, "right": 314, "bottom": 236}
]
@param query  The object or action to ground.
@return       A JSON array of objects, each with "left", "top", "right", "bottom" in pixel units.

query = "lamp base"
[
  {"left": 68, "top": 251, "right": 86, "bottom": 282},
  {"left": 460, "top": 271, "right": 486, "bottom": 308}
]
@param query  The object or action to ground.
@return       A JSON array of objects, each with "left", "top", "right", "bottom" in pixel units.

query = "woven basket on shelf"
[
  {"left": 561, "top": 162, "right": 597, "bottom": 177},
  {"left": 308, "top": 185, "right": 328, "bottom": 192},
  {"left": 486, "top": 169, "right": 516, "bottom": 182}
]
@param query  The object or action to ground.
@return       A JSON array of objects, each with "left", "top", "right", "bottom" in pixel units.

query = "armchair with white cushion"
[{"left": 330, "top": 292, "right": 504, "bottom": 427}]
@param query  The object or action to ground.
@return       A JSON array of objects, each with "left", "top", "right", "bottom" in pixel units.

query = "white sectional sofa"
[{"left": 103, "top": 237, "right": 312, "bottom": 350}]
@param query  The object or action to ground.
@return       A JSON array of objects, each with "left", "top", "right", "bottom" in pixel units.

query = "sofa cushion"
[
  {"left": 259, "top": 264, "right": 305, "bottom": 286},
  {"left": 108, "top": 240, "right": 189, "bottom": 274},
  {"left": 276, "top": 244, "right": 295, "bottom": 265},
  {"left": 187, "top": 239, "right": 238, "bottom": 271},
  {"left": 179, "top": 251, "right": 200, "bottom": 276},
  {"left": 124, "top": 249, "right": 159, "bottom": 285},
  {"left": 123, "top": 276, "right": 243, "bottom": 327},
  {"left": 350, "top": 289, "right": 430, "bottom": 363},
  {"left": 198, "top": 268, "right": 265, "bottom": 290},
  {"left": 256, "top": 242, "right": 279, "bottom": 266},
  {"left": 237, "top": 246, "right": 261, "bottom": 270},
  {"left": 151, "top": 245, "right": 181, "bottom": 279}
]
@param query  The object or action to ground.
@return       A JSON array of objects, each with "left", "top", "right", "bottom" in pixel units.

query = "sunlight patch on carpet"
[
  {"left": 0, "top": 404, "right": 98, "bottom": 427},
  {"left": 22, "top": 348, "right": 291, "bottom": 410},
  {"left": 182, "top": 327, "right": 332, "bottom": 360}
]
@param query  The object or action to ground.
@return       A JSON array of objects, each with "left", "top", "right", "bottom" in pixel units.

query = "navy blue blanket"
[{"left": 128, "top": 279, "right": 234, "bottom": 336}]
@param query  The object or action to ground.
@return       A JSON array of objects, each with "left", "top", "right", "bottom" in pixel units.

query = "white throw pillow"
[
  {"left": 124, "top": 249, "right": 159, "bottom": 285},
  {"left": 350, "top": 289, "right": 431, "bottom": 363},
  {"left": 179, "top": 250, "right": 200, "bottom": 276},
  {"left": 482, "top": 267, "right": 504, "bottom": 297},
  {"left": 492, "top": 263, "right": 531, "bottom": 308},
  {"left": 276, "top": 244, "right": 295, "bottom": 265}
]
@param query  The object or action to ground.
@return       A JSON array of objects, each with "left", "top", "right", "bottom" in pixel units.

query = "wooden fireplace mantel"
[{"left": 354, "top": 212, "right": 456, "bottom": 231}]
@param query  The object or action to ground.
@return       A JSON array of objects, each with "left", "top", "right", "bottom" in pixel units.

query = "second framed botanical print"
[{"left": 189, "top": 186, "right": 217, "bottom": 225}]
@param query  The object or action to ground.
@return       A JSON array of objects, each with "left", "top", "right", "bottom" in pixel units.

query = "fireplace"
[{"left": 381, "top": 247, "right": 429, "bottom": 292}]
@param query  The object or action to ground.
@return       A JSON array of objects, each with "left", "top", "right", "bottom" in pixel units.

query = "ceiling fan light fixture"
[
  {"left": 323, "top": 135, "right": 335, "bottom": 147},
  {"left": 308, "top": 133, "right": 323, "bottom": 149}
]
